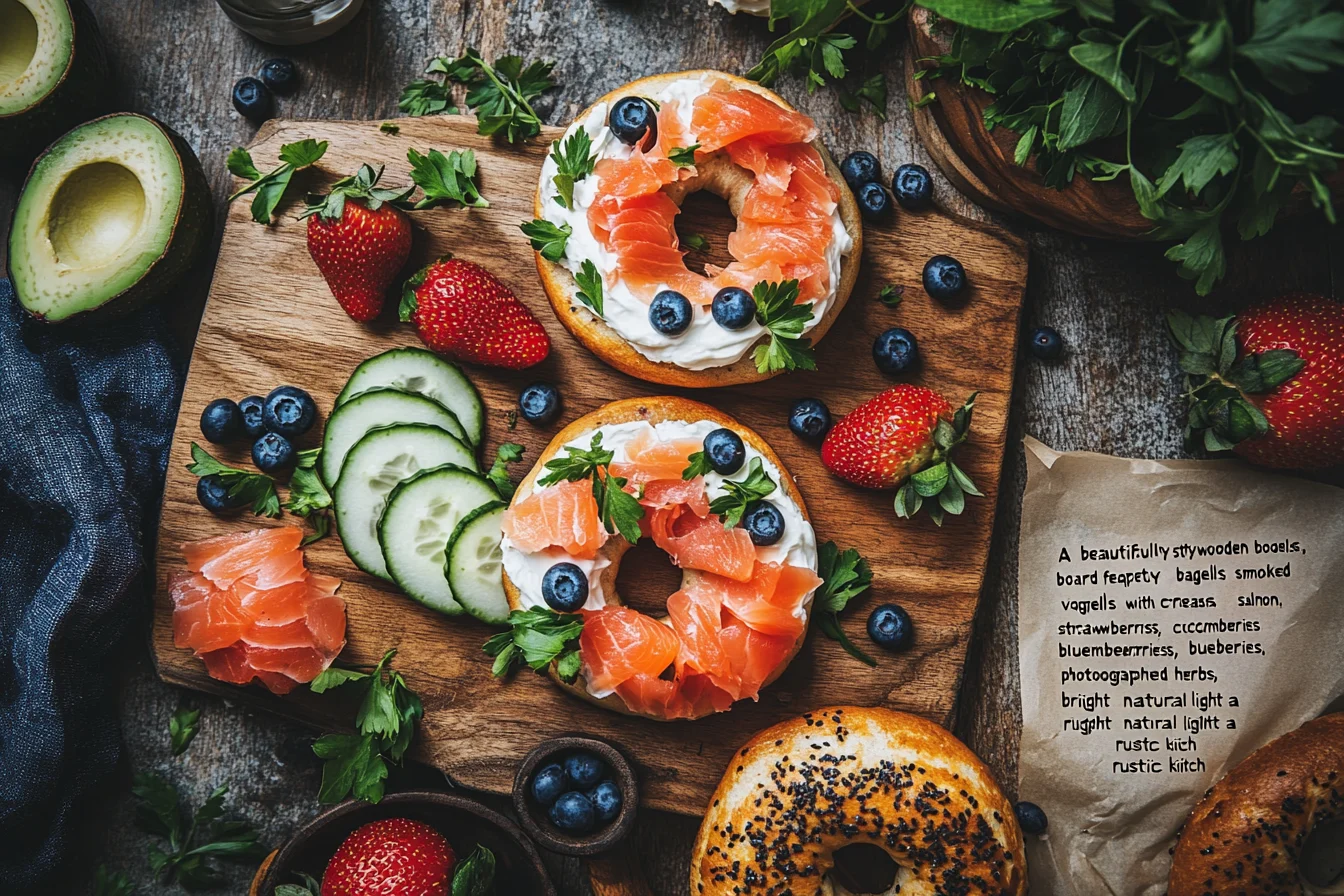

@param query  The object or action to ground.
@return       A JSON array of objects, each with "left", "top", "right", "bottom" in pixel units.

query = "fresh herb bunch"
[
  {"left": 484, "top": 607, "right": 585, "bottom": 683},
  {"left": 400, "top": 48, "right": 557, "bottom": 143},
  {"left": 131, "top": 774, "right": 266, "bottom": 889},
  {"left": 537, "top": 433, "right": 645, "bottom": 543},
  {"left": 814, "top": 541, "right": 876, "bottom": 665},
  {"left": 226, "top": 138, "right": 328, "bottom": 225},
  {"left": 918, "top": 0, "right": 1344, "bottom": 293}
]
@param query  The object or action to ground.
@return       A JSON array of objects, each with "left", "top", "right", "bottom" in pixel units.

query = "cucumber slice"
[
  {"left": 378, "top": 465, "right": 499, "bottom": 616},
  {"left": 321, "top": 388, "right": 470, "bottom": 486},
  {"left": 336, "top": 348, "right": 485, "bottom": 447},
  {"left": 333, "top": 424, "right": 478, "bottom": 582},
  {"left": 446, "top": 501, "right": 510, "bottom": 625}
]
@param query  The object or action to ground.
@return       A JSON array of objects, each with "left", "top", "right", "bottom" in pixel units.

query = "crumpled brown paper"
[{"left": 1016, "top": 437, "right": 1344, "bottom": 895}]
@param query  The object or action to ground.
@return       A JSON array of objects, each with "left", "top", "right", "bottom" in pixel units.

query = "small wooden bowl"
[
  {"left": 512, "top": 736, "right": 639, "bottom": 856},
  {"left": 252, "top": 791, "right": 557, "bottom": 896}
]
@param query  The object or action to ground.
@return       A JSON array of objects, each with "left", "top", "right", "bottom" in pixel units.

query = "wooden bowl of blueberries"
[{"left": 512, "top": 736, "right": 638, "bottom": 856}]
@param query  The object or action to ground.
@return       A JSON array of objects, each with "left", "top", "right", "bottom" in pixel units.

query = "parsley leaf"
[
  {"left": 226, "top": 138, "right": 329, "bottom": 225},
  {"left": 752, "top": 280, "right": 817, "bottom": 373},
  {"left": 299, "top": 163, "right": 414, "bottom": 221},
  {"left": 668, "top": 144, "right": 700, "bottom": 167},
  {"left": 169, "top": 704, "right": 201, "bottom": 756},
  {"left": 483, "top": 607, "right": 584, "bottom": 681},
  {"left": 284, "top": 448, "right": 332, "bottom": 543},
  {"left": 407, "top": 147, "right": 489, "bottom": 209},
  {"left": 131, "top": 774, "right": 265, "bottom": 888},
  {"left": 410, "top": 49, "right": 558, "bottom": 143},
  {"left": 399, "top": 73, "right": 457, "bottom": 117},
  {"left": 92, "top": 866, "right": 136, "bottom": 896},
  {"left": 487, "top": 442, "right": 525, "bottom": 500},
  {"left": 814, "top": 541, "right": 876, "bottom": 666},
  {"left": 379, "top": 122, "right": 400, "bottom": 135},
  {"left": 682, "top": 451, "right": 713, "bottom": 480},
  {"left": 520, "top": 218, "right": 571, "bottom": 262},
  {"left": 877, "top": 283, "right": 904, "bottom": 306},
  {"left": 574, "top": 259, "right": 604, "bottom": 316},
  {"left": 452, "top": 845, "right": 497, "bottom": 896},
  {"left": 187, "top": 443, "right": 281, "bottom": 518},
  {"left": 550, "top": 129, "right": 596, "bottom": 210},
  {"left": 708, "top": 457, "right": 777, "bottom": 529},
  {"left": 538, "top": 433, "right": 644, "bottom": 542},
  {"left": 683, "top": 232, "right": 710, "bottom": 251}
]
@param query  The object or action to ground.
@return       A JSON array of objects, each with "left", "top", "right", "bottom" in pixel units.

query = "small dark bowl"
[
  {"left": 254, "top": 792, "right": 557, "bottom": 896},
  {"left": 512, "top": 735, "right": 638, "bottom": 856}
]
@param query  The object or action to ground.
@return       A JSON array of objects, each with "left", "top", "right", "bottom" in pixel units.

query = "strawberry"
[
  {"left": 1168, "top": 293, "right": 1344, "bottom": 470},
  {"left": 321, "top": 817, "right": 455, "bottom": 896},
  {"left": 303, "top": 164, "right": 414, "bottom": 322},
  {"left": 821, "top": 385, "right": 983, "bottom": 525},
  {"left": 399, "top": 258, "right": 550, "bottom": 368}
]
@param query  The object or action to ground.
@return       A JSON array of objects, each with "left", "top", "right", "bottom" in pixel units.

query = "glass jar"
[{"left": 215, "top": 0, "right": 365, "bottom": 45}]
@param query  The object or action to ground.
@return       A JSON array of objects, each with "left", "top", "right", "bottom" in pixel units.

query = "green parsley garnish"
[
  {"left": 682, "top": 450, "right": 714, "bottom": 480},
  {"left": 400, "top": 48, "right": 558, "bottom": 143},
  {"left": 483, "top": 607, "right": 585, "bottom": 683},
  {"left": 839, "top": 70, "right": 889, "bottom": 119},
  {"left": 683, "top": 232, "right": 710, "bottom": 251},
  {"left": 379, "top": 122, "right": 400, "bottom": 135},
  {"left": 894, "top": 393, "right": 983, "bottom": 526},
  {"left": 520, "top": 218, "right": 571, "bottom": 262},
  {"left": 169, "top": 704, "right": 201, "bottom": 756},
  {"left": 187, "top": 443, "right": 280, "bottom": 518},
  {"left": 131, "top": 773, "right": 265, "bottom": 888},
  {"left": 285, "top": 447, "right": 333, "bottom": 543},
  {"left": 668, "top": 143, "right": 700, "bottom": 167},
  {"left": 226, "top": 138, "right": 328, "bottom": 225},
  {"left": 486, "top": 442, "right": 525, "bottom": 500},
  {"left": 747, "top": 0, "right": 900, "bottom": 108},
  {"left": 752, "top": 280, "right": 817, "bottom": 374},
  {"left": 708, "top": 457, "right": 777, "bottom": 529},
  {"left": 298, "top": 163, "right": 413, "bottom": 221},
  {"left": 877, "top": 283, "right": 904, "bottom": 306},
  {"left": 538, "top": 432, "right": 645, "bottom": 543},
  {"left": 574, "top": 259, "right": 604, "bottom": 316},
  {"left": 92, "top": 866, "right": 135, "bottom": 896},
  {"left": 406, "top": 147, "right": 488, "bottom": 209},
  {"left": 549, "top": 129, "right": 597, "bottom": 210},
  {"left": 451, "top": 846, "right": 497, "bottom": 896},
  {"left": 814, "top": 541, "right": 876, "bottom": 666}
]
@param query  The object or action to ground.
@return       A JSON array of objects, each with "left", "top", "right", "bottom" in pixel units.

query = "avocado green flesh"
[
  {"left": 9, "top": 115, "right": 186, "bottom": 322},
  {"left": 0, "top": 0, "right": 72, "bottom": 116}
]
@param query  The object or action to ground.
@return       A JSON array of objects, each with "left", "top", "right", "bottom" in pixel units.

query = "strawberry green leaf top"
[
  {"left": 299, "top": 163, "right": 414, "bottom": 221},
  {"left": 226, "top": 138, "right": 329, "bottom": 225},
  {"left": 483, "top": 607, "right": 584, "bottom": 682},
  {"left": 406, "top": 147, "right": 488, "bottom": 209},
  {"left": 550, "top": 129, "right": 596, "bottom": 210},
  {"left": 814, "top": 541, "right": 876, "bottom": 666},
  {"left": 521, "top": 218, "right": 571, "bottom": 262},
  {"left": 752, "top": 280, "right": 817, "bottom": 373},
  {"left": 708, "top": 457, "right": 777, "bottom": 528},
  {"left": 538, "top": 433, "right": 644, "bottom": 542},
  {"left": 187, "top": 443, "right": 280, "bottom": 518},
  {"left": 574, "top": 259, "right": 604, "bottom": 317}
]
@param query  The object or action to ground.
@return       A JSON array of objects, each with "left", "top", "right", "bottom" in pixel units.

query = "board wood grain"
[{"left": 150, "top": 112, "right": 1028, "bottom": 816}]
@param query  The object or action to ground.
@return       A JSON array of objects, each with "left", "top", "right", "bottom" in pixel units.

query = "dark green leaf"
[
  {"left": 1156, "top": 133, "right": 1238, "bottom": 197},
  {"left": 574, "top": 259, "right": 605, "bottom": 316},
  {"left": 668, "top": 144, "right": 701, "bottom": 167},
  {"left": 453, "top": 845, "right": 498, "bottom": 896},
  {"left": 752, "top": 280, "right": 817, "bottom": 373},
  {"left": 170, "top": 705, "right": 201, "bottom": 756},
  {"left": 227, "top": 140, "right": 329, "bottom": 224},
  {"left": 550, "top": 129, "right": 596, "bottom": 209},
  {"left": 682, "top": 451, "right": 713, "bottom": 480},
  {"left": 1069, "top": 40, "right": 1136, "bottom": 102},
  {"left": 407, "top": 147, "right": 489, "bottom": 209},
  {"left": 487, "top": 442, "right": 525, "bottom": 500},
  {"left": 817, "top": 612, "right": 878, "bottom": 666},
  {"left": 520, "top": 219, "right": 571, "bottom": 262},
  {"left": 919, "top": 0, "right": 1065, "bottom": 31},
  {"left": 708, "top": 457, "right": 777, "bottom": 529}
]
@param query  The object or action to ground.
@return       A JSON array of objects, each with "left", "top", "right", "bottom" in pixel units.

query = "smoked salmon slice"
[
  {"left": 580, "top": 606, "right": 681, "bottom": 694},
  {"left": 690, "top": 89, "right": 818, "bottom": 152},
  {"left": 651, "top": 511, "right": 756, "bottom": 582},
  {"left": 502, "top": 478, "right": 607, "bottom": 560}
]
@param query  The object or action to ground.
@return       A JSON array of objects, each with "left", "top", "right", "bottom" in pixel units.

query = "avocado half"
[
  {"left": 7, "top": 113, "right": 214, "bottom": 323},
  {"left": 0, "top": 0, "right": 113, "bottom": 165}
]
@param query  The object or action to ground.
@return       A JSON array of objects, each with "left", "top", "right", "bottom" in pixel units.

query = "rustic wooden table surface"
[{"left": 2, "top": 2, "right": 1339, "bottom": 894}]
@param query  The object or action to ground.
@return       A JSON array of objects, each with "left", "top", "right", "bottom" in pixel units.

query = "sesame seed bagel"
[
  {"left": 1169, "top": 713, "right": 1344, "bottom": 896},
  {"left": 691, "top": 706, "right": 1027, "bottom": 895},
  {"left": 502, "top": 396, "right": 813, "bottom": 721},
  {"left": 533, "top": 70, "right": 863, "bottom": 388}
]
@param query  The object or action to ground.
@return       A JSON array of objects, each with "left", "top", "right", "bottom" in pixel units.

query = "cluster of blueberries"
[
  {"left": 530, "top": 751, "right": 624, "bottom": 835},
  {"left": 196, "top": 386, "right": 318, "bottom": 511},
  {"left": 232, "top": 58, "right": 300, "bottom": 122}
]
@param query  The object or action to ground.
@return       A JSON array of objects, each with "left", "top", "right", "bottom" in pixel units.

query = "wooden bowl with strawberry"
[{"left": 251, "top": 791, "right": 557, "bottom": 896}]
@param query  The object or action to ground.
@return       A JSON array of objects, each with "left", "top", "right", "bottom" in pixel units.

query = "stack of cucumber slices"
[{"left": 324, "top": 347, "right": 510, "bottom": 625}]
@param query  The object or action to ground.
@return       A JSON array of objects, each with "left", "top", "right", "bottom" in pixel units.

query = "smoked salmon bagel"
[
  {"left": 532, "top": 70, "right": 862, "bottom": 388},
  {"left": 499, "top": 396, "right": 819, "bottom": 721},
  {"left": 691, "top": 707, "right": 1028, "bottom": 896}
]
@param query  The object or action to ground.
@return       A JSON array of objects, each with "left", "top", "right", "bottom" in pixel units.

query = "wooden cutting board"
[{"left": 151, "top": 113, "right": 1028, "bottom": 816}]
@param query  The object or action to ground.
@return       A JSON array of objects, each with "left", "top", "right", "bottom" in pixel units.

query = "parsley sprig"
[
  {"left": 521, "top": 218, "right": 571, "bottom": 262},
  {"left": 753, "top": 280, "right": 817, "bottom": 373},
  {"left": 894, "top": 393, "right": 983, "bottom": 526},
  {"left": 309, "top": 649, "right": 424, "bottom": 804},
  {"left": 486, "top": 442, "right": 525, "bottom": 500},
  {"left": 708, "top": 457, "right": 777, "bottom": 528},
  {"left": 406, "top": 147, "right": 489, "bottom": 209},
  {"left": 400, "top": 48, "right": 557, "bottom": 143},
  {"left": 668, "top": 144, "right": 701, "bottom": 167},
  {"left": 226, "top": 138, "right": 329, "bottom": 225},
  {"left": 538, "top": 433, "right": 645, "bottom": 543},
  {"left": 483, "top": 607, "right": 585, "bottom": 683},
  {"left": 574, "top": 259, "right": 604, "bottom": 316},
  {"left": 187, "top": 443, "right": 280, "bottom": 518},
  {"left": 285, "top": 448, "right": 333, "bottom": 544},
  {"left": 170, "top": 704, "right": 201, "bottom": 756},
  {"left": 877, "top": 284, "right": 904, "bottom": 307},
  {"left": 298, "top": 163, "right": 413, "bottom": 221},
  {"left": 131, "top": 773, "right": 266, "bottom": 889},
  {"left": 92, "top": 866, "right": 135, "bottom": 896},
  {"left": 549, "top": 129, "right": 597, "bottom": 210},
  {"left": 814, "top": 541, "right": 876, "bottom": 666}
]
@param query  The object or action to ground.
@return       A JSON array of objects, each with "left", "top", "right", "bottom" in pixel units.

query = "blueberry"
[
  {"left": 873, "top": 327, "right": 919, "bottom": 376},
  {"left": 839, "top": 151, "right": 881, "bottom": 190},
  {"left": 867, "top": 603, "right": 914, "bottom": 651},
  {"left": 923, "top": 255, "right": 967, "bottom": 301},
  {"left": 743, "top": 501, "right": 785, "bottom": 546},
  {"left": 788, "top": 398, "right": 832, "bottom": 443},
  {"left": 609, "top": 96, "right": 657, "bottom": 147},
  {"left": 588, "top": 780, "right": 623, "bottom": 824},
  {"left": 564, "top": 752, "right": 607, "bottom": 790},
  {"left": 856, "top": 182, "right": 892, "bottom": 221},
  {"left": 703, "top": 428, "right": 745, "bottom": 475},
  {"left": 232, "top": 76, "right": 274, "bottom": 122},
  {"left": 542, "top": 562, "right": 588, "bottom": 612},
  {"left": 251, "top": 432, "right": 295, "bottom": 475},
  {"left": 239, "top": 395, "right": 266, "bottom": 439},
  {"left": 262, "top": 386, "right": 317, "bottom": 438},
  {"left": 531, "top": 762, "right": 567, "bottom": 807},
  {"left": 258, "top": 58, "right": 299, "bottom": 95},
  {"left": 200, "top": 398, "right": 243, "bottom": 444},
  {"left": 649, "top": 289, "right": 693, "bottom": 336},
  {"left": 519, "top": 382, "right": 562, "bottom": 425},
  {"left": 892, "top": 163, "right": 933, "bottom": 210},
  {"left": 197, "top": 475, "right": 244, "bottom": 515},
  {"left": 711, "top": 286, "right": 756, "bottom": 330},
  {"left": 1027, "top": 326, "right": 1063, "bottom": 361},
  {"left": 1015, "top": 801, "right": 1048, "bottom": 835},
  {"left": 549, "top": 792, "right": 597, "bottom": 834}
]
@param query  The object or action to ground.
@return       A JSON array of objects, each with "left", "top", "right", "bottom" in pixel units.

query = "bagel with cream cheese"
[
  {"left": 691, "top": 706, "right": 1028, "bottom": 895},
  {"left": 532, "top": 70, "right": 863, "bottom": 388},
  {"left": 499, "top": 396, "right": 818, "bottom": 721}
]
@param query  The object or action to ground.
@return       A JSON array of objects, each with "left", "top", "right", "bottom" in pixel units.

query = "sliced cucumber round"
[
  {"left": 321, "top": 388, "right": 469, "bottom": 486},
  {"left": 446, "top": 501, "right": 510, "bottom": 625},
  {"left": 336, "top": 348, "right": 485, "bottom": 447},
  {"left": 333, "top": 424, "right": 478, "bottom": 582},
  {"left": 378, "top": 465, "right": 499, "bottom": 616}
]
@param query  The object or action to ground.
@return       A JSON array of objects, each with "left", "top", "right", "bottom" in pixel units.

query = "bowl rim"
[{"left": 512, "top": 734, "right": 639, "bottom": 856}]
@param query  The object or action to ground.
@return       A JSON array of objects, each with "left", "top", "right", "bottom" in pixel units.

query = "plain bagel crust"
[
  {"left": 691, "top": 706, "right": 1027, "bottom": 896},
  {"left": 533, "top": 70, "right": 864, "bottom": 388},
  {"left": 1169, "top": 713, "right": 1344, "bottom": 896},
  {"left": 502, "top": 396, "right": 813, "bottom": 721}
]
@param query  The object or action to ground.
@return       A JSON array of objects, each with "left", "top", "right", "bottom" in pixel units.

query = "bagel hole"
[
  {"left": 830, "top": 843, "right": 900, "bottom": 894},
  {"left": 676, "top": 191, "right": 735, "bottom": 275},
  {"left": 1301, "top": 820, "right": 1344, "bottom": 890},
  {"left": 614, "top": 538, "right": 684, "bottom": 619}
]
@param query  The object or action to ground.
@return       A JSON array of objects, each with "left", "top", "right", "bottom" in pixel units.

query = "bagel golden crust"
[
  {"left": 1169, "top": 713, "right": 1344, "bottom": 896},
  {"left": 691, "top": 706, "right": 1027, "bottom": 896},
  {"left": 533, "top": 70, "right": 863, "bottom": 388},
  {"left": 501, "top": 396, "right": 812, "bottom": 721}
]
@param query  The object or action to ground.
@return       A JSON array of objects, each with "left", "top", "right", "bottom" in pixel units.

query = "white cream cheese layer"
[
  {"left": 537, "top": 76, "right": 853, "bottom": 371},
  {"left": 709, "top": 0, "right": 771, "bottom": 13},
  {"left": 501, "top": 419, "right": 818, "bottom": 619}
]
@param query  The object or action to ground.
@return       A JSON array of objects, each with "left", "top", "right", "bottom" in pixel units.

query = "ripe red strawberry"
[
  {"left": 321, "top": 817, "right": 455, "bottom": 896},
  {"left": 821, "top": 385, "right": 982, "bottom": 525},
  {"left": 303, "top": 164, "right": 414, "bottom": 322},
  {"left": 1168, "top": 293, "right": 1344, "bottom": 470},
  {"left": 400, "top": 258, "right": 550, "bottom": 368}
]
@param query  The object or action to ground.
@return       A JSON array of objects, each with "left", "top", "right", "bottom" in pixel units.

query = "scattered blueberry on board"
[
  {"left": 258, "top": 57, "right": 298, "bottom": 95},
  {"left": 743, "top": 501, "right": 785, "bottom": 546},
  {"left": 531, "top": 763, "right": 568, "bottom": 807},
  {"left": 923, "top": 254, "right": 967, "bottom": 301},
  {"left": 197, "top": 475, "right": 243, "bottom": 515},
  {"left": 531, "top": 749, "right": 623, "bottom": 836},
  {"left": 873, "top": 327, "right": 919, "bottom": 376},
  {"left": 542, "top": 562, "right": 589, "bottom": 612},
  {"left": 518, "top": 382, "right": 562, "bottom": 425},
  {"left": 262, "top": 385, "right": 317, "bottom": 438},
  {"left": 549, "top": 791, "right": 597, "bottom": 835},
  {"left": 788, "top": 398, "right": 832, "bottom": 443},
  {"left": 649, "top": 289, "right": 693, "bottom": 336},
  {"left": 856, "top": 181, "right": 892, "bottom": 221},
  {"left": 239, "top": 395, "right": 267, "bottom": 439},
  {"left": 232, "top": 76, "right": 273, "bottom": 122},
  {"left": 252, "top": 431, "right": 295, "bottom": 475},
  {"left": 1027, "top": 326, "right": 1064, "bottom": 361},
  {"left": 608, "top": 96, "right": 657, "bottom": 147},
  {"left": 1015, "top": 801, "right": 1048, "bottom": 835},
  {"left": 703, "top": 428, "right": 745, "bottom": 475},
  {"left": 711, "top": 286, "right": 755, "bottom": 331},
  {"left": 840, "top": 151, "right": 881, "bottom": 191},
  {"left": 892, "top": 163, "right": 933, "bottom": 210},
  {"left": 200, "top": 398, "right": 243, "bottom": 444},
  {"left": 867, "top": 603, "right": 914, "bottom": 651}
]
